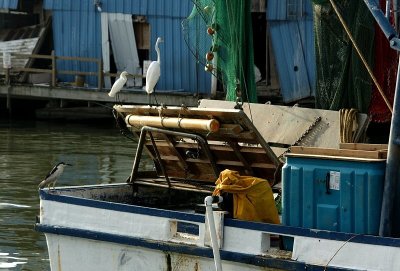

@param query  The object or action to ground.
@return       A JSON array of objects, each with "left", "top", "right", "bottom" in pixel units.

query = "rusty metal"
[
  {"left": 129, "top": 127, "right": 148, "bottom": 184},
  {"left": 149, "top": 132, "right": 171, "bottom": 188},
  {"left": 129, "top": 126, "right": 219, "bottom": 183}
]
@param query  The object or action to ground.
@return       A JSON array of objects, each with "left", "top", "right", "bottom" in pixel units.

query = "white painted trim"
[
  {"left": 293, "top": 236, "right": 400, "bottom": 270},
  {"left": 100, "top": 13, "right": 111, "bottom": 88}
]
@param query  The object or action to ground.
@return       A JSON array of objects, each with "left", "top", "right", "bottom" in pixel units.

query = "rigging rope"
[{"left": 339, "top": 108, "right": 358, "bottom": 143}]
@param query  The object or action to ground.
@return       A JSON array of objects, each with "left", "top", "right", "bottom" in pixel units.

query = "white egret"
[
  {"left": 146, "top": 37, "right": 164, "bottom": 105},
  {"left": 39, "top": 162, "right": 72, "bottom": 190},
  {"left": 108, "top": 71, "right": 129, "bottom": 97}
]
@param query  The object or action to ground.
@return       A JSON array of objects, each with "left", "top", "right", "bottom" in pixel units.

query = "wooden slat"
[
  {"left": 147, "top": 142, "right": 274, "bottom": 166},
  {"left": 12, "top": 67, "right": 52, "bottom": 74},
  {"left": 227, "top": 141, "right": 254, "bottom": 175},
  {"left": 158, "top": 155, "right": 275, "bottom": 169},
  {"left": 218, "top": 124, "right": 244, "bottom": 134},
  {"left": 339, "top": 143, "right": 388, "bottom": 151},
  {"left": 161, "top": 134, "right": 189, "bottom": 172},
  {"left": 134, "top": 178, "right": 214, "bottom": 193},
  {"left": 145, "top": 141, "right": 267, "bottom": 154},
  {"left": 290, "top": 146, "right": 387, "bottom": 159},
  {"left": 206, "top": 131, "right": 257, "bottom": 141},
  {"left": 12, "top": 53, "right": 53, "bottom": 59},
  {"left": 57, "top": 55, "right": 99, "bottom": 62},
  {"left": 58, "top": 70, "right": 98, "bottom": 76}
]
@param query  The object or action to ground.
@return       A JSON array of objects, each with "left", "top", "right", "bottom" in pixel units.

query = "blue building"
[
  {"left": 0, "top": 0, "right": 317, "bottom": 103},
  {"left": 0, "top": 0, "right": 18, "bottom": 9},
  {"left": 43, "top": 0, "right": 211, "bottom": 95},
  {"left": 267, "top": 0, "right": 316, "bottom": 103}
]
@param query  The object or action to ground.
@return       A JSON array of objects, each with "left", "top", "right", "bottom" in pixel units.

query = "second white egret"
[
  {"left": 146, "top": 37, "right": 164, "bottom": 105},
  {"left": 108, "top": 71, "right": 129, "bottom": 97}
]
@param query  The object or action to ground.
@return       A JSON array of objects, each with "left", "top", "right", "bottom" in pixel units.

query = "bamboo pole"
[{"left": 125, "top": 115, "right": 220, "bottom": 132}]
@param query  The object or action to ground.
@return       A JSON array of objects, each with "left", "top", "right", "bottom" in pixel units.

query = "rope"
[
  {"left": 329, "top": 0, "right": 393, "bottom": 113},
  {"left": 158, "top": 106, "right": 166, "bottom": 128},
  {"left": 324, "top": 235, "right": 358, "bottom": 270},
  {"left": 339, "top": 108, "right": 358, "bottom": 143}
]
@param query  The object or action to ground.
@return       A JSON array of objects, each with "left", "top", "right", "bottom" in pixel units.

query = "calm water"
[{"left": 0, "top": 120, "right": 152, "bottom": 270}]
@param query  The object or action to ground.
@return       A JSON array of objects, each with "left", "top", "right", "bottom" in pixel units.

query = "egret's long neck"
[{"left": 156, "top": 41, "right": 161, "bottom": 63}]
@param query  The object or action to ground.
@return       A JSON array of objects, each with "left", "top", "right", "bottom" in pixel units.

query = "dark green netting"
[
  {"left": 313, "top": 1, "right": 375, "bottom": 113},
  {"left": 182, "top": 0, "right": 257, "bottom": 103}
]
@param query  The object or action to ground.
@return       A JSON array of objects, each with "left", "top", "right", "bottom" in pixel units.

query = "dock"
[
  {"left": 0, "top": 84, "right": 201, "bottom": 119},
  {"left": 0, "top": 84, "right": 200, "bottom": 106}
]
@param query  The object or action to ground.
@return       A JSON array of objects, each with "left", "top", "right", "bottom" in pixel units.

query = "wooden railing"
[{"left": 1, "top": 50, "right": 144, "bottom": 90}]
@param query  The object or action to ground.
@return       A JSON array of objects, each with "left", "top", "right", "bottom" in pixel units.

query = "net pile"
[
  {"left": 312, "top": 0, "right": 375, "bottom": 113},
  {"left": 182, "top": 0, "right": 257, "bottom": 103}
]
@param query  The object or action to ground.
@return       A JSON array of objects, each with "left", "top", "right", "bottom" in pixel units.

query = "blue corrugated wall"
[
  {"left": 51, "top": 9, "right": 101, "bottom": 85},
  {"left": 0, "top": 0, "right": 18, "bottom": 9},
  {"left": 267, "top": 0, "right": 316, "bottom": 103},
  {"left": 44, "top": 0, "right": 211, "bottom": 94}
]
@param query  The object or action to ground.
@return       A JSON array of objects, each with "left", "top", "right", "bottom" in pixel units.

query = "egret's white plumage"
[
  {"left": 38, "top": 162, "right": 72, "bottom": 189},
  {"left": 145, "top": 37, "right": 164, "bottom": 96},
  {"left": 108, "top": 71, "right": 128, "bottom": 97}
]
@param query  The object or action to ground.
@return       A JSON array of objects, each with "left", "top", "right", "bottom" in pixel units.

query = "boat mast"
[{"left": 363, "top": 0, "right": 400, "bottom": 237}]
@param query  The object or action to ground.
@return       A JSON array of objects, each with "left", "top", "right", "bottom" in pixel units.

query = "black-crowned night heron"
[{"left": 38, "top": 162, "right": 72, "bottom": 190}]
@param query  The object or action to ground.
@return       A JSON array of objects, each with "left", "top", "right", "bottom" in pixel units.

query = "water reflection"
[{"left": 0, "top": 120, "right": 152, "bottom": 270}]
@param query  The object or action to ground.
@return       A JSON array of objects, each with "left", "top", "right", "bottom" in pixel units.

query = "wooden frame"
[{"left": 115, "top": 105, "right": 281, "bottom": 186}]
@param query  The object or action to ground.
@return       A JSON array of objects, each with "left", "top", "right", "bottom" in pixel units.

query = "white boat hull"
[
  {"left": 36, "top": 184, "right": 400, "bottom": 271},
  {"left": 44, "top": 233, "right": 275, "bottom": 271}
]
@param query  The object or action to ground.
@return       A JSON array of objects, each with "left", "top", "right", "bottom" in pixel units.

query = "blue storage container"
[{"left": 282, "top": 153, "right": 386, "bottom": 234}]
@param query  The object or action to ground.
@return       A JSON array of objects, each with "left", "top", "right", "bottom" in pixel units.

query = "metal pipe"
[
  {"left": 364, "top": 0, "right": 398, "bottom": 43},
  {"left": 205, "top": 195, "right": 223, "bottom": 271},
  {"left": 129, "top": 126, "right": 219, "bottom": 183},
  {"left": 129, "top": 128, "right": 147, "bottom": 183},
  {"left": 148, "top": 132, "right": 171, "bottom": 188},
  {"left": 141, "top": 126, "right": 220, "bottom": 178},
  {"left": 386, "top": 0, "right": 390, "bottom": 18},
  {"left": 379, "top": 55, "right": 400, "bottom": 236},
  {"left": 361, "top": 0, "right": 400, "bottom": 237},
  {"left": 395, "top": 0, "right": 399, "bottom": 31}
]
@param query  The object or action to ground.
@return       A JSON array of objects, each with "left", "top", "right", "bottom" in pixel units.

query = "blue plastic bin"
[{"left": 282, "top": 154, "right": 386, "bottom": 234}]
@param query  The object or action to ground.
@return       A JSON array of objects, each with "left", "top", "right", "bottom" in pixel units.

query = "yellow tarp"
[{"left": 212, "top": 169, "right": 280, "bottom": 224}]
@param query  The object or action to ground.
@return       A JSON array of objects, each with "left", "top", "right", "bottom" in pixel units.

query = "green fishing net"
[
  {"left": 313, "top": 1, "right": 374, "bottom": 113},
  {"left": 182, "top": 0, "right": 257, "bottom": 103}
]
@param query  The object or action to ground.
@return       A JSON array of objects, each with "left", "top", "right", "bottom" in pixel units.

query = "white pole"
[{"left": 204, "top": 196, "right": 223, "bottom": 271}]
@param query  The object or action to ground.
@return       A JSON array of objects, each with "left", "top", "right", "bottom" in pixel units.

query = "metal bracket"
[{"left": 129, "top": 126, "right": 219, "bottom": 184}]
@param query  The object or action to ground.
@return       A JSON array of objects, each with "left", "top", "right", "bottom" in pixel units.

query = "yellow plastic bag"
[{"left": 213, "top": 169, "right": 280, "bottom": 224}]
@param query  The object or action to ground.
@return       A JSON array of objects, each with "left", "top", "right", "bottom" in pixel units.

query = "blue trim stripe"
[
  {"left": 40, "top": 188, "right": 400, "bottom": 248},
  {"left": 35, "top": 224, "right": 351, "bottom": 271}
]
